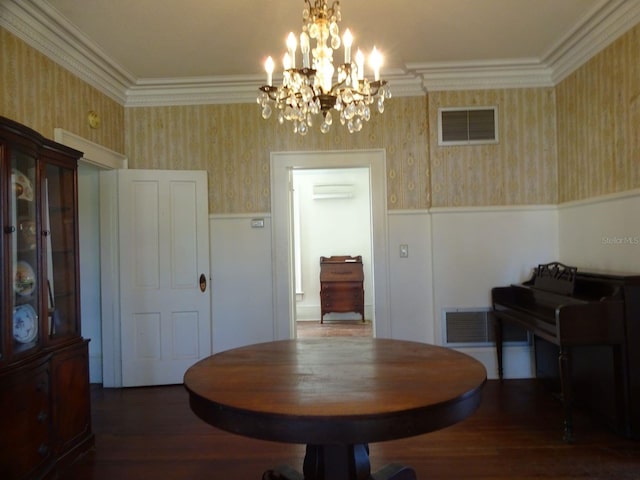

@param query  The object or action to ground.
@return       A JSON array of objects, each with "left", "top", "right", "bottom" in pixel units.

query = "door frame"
[
  {"left": 53, "top": 129, "right": 128, "bottom": 386},
  {"left": 271, "top": 149, "right": 391, "bottom": 339}
]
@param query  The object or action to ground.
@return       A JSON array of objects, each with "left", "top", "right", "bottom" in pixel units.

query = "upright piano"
[{"left": 492, "top": 262, "right": 640, "bottom": 441}]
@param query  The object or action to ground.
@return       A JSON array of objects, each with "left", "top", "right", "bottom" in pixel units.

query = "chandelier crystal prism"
[{"left": 257, "top": 0, "right": 390, "bottom": 135}]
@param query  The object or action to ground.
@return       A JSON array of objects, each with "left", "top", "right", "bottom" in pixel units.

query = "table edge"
[{"left": 185, "top": 377, "right": 486, "bottom": 444}]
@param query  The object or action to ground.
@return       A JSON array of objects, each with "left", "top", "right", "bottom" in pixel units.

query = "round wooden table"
[{"left": 184, "top": 338, "right": 487, "bottom": 480}]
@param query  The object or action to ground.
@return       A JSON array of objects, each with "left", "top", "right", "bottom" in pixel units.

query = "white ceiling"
[
  {"left": 2, "top": 0, "right": 640, "bottom": 105},
  {"left": 43, "top": 0, "right": 607, "bottom": 77}
]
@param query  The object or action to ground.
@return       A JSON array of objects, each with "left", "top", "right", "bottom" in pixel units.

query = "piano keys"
[{"left": 492, "top": 262, "right": 640, "bottom": 442}]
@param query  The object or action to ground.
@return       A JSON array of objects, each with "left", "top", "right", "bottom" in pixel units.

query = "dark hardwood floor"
[
  {"left": 62, "top": 320, "right": 638, "bottom": 479},
  {"left": 63, "top": 377, "right": 640, "bottom": 479},
  {"left": 296, "top": 319, "right": 373, "bottom": 337}
]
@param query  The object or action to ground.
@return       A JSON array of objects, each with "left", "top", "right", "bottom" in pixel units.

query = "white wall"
[
  {"left": 387, "top": 211, "right": 434, "bottom": 343},
  {"left": 93, "top": 174, "right": 640, "bottom": 382},
  {"left": 558, "top": 190, "right": 640, "bottom": 272},
  {"left": 78, "top": 163, "right": 103, "bottom": 383},
  {"left": 210, "top": 214, "right": 275, "bottom": 353},
  {"left": 293, "top": 168, "right": 373, "bottom": 321},
  {"left": 430, "top": 206, "right": 559, "bottom": 379},
  {"left": 207, "top": 204, "right": 562, "bottom": 379}
]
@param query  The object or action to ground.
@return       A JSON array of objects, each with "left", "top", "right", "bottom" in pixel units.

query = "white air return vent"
[
  {"left": 443, "top": 308, "right": 529, "bottom": 347},
  {"left": 438, "top": 107, "right": 498, "bottom": 146}
]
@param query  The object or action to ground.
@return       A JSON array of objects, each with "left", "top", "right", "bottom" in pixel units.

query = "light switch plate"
[{"left": 400, "top": 244, "right": 409, "bottom": 258}]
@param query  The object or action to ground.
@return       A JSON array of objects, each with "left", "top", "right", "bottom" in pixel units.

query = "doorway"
[
  {"left": 77, "top": 162, "right": 103, "bottom": 381},
  {"left": 271, "top": 149, "right": 391, "bottom": 340},
  {"left": 292, "top": 168, "right": 373, "bottom": 337},
  {"left": 53, "top": 129, "right": 128, "bottom": 384}
]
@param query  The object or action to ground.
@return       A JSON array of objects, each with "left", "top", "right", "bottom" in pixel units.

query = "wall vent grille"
[
  {"left": 443, "top": 308, "right": 529, "bottom": 347},
  {"left": 438, "top": 107, "right": 498, "bottom": 146}
]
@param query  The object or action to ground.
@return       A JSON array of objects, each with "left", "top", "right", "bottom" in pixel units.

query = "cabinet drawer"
[
  {"left": 321, "top": 281, "right": 362, "bottom": 291},
  {"left": 0, "top": 365, "right": 52, "bottom": 480},
  {"left": 322, "top": 289, "right": 362, "bottom": 304},
  {"left": 321, "top": 285, "right": 364, "bottom": 314},
  {"left": 51, "top": 342, "right": 91, "bottom": 455}
]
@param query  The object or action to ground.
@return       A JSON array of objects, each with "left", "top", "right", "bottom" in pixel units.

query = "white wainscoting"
[
  {"left": 210, "top": 211, "right": 436, "bottom": 353},
  {"left": 209, "top": 206, "right": 564, "bottom": 379},
  {"left": 387, "top": 211, "right": 434, "bottom": 343},
  {"left": 209, "top": 198, "right": 639, "bottom": 377},
  {"left": 558, "top": 189, "right": 640, "bottom": 273},
  {"left": 430, "top": 205, "right": 559, "bottom": 379},
  {"left": 210, "top": 214, "right": 275, "bottom": 353}
]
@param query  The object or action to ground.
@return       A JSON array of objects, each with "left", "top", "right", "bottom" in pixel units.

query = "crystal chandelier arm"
[
  {"left": 328, "top": 64, "right": 387, "bottom": 97},
  {"left": 304, "top": 0, "right": 341, "bottom": 20},
  {"left": 258, "top": 85, "right": 280, "bottom": 102}
]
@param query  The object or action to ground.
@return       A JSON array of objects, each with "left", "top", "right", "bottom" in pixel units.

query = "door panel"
[{"left": 118, "top": 169, "right": 210, "bottom": 386}]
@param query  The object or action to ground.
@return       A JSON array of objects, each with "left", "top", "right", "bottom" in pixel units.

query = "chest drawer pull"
[{"left": 37, "top": 410, "right": 48, "bottom": 423}]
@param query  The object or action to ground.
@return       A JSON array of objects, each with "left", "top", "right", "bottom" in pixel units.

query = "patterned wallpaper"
[
  {"left": 125, "top": 97, "right": 429, "bottom": 213},
  {"left": 429, "top": 88, "right": 558, "bottom": 207},
  {"left": 124, "top": 86, "right": 558, "bottom": 212},
  {"left": 2, "top": 23, "right": 639, "bottom": 213},
  {"left": 556, "top": 23, "right": 640, "bottom": 202},
  {"left": 0, "top": 28, "right": 124, "bottom": 153}
]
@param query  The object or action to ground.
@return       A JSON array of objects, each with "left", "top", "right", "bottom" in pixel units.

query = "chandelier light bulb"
[
  {"left": 258, "top": 0, "right": 389, "bottom": 135},
  {"left": 300, "top": 32, "right": 311, "bottom": 68},
  {"left": 370, "top": 47, "right": 382, "bottom": 82},
  {"left": 286, "top": 33, "right": 297, "bottom": 68},
  {"left": 283, "top": 53, "right": 292, "bottom": 71},
  {"left": 264, "top": 56, "right": 274, "bottom": 86},
  {"left": 343, "top": 28, "right": 353, "bottom": 64},
  {"left": 355, "top": 49, "right": 365, "bottom": 80}
]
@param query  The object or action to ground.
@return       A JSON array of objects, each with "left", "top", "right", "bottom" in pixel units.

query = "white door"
[{"left": 117, "top": 169, "right": 211, "bottom": 386}]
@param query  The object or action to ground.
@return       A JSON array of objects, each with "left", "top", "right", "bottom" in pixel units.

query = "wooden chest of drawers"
[{"left": 319, "top": 256, "right": 365, "bottom": 323}]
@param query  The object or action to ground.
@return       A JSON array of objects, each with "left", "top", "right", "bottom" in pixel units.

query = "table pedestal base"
[{"left": 262, "top": 444, "right": 417, "bottom": 480}]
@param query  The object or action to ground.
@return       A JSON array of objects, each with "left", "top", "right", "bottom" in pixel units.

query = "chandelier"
[{"left": 257, "top": 0, "right": 390, "bottom": 135}]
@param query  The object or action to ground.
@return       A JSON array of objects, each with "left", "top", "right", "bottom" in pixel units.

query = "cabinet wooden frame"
[{"left": 0, "top": 116, "right": 93, "bottom": 480}]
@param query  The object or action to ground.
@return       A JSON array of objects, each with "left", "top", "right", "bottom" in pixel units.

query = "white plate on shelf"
[
  {"left": 11, "top": 168, "right": 34, "bottom": 201},
  {"left": 13, "top": 304, "right": 38, "bottom": 344},
  {"left": 14, "top": 260, "right": 36, "bottom": 297}
]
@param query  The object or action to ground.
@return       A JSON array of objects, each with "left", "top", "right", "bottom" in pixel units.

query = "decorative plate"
[
  {"left": 19, "top": 218, "right": 37, "bottom": 250},
  {"left": 14, "top": 260, "right": 36, "bottom": 296},
  {"left": 13, "top": 304, "right": 38, "bottom": 344},
  {"left": 11, "top": 168, "right": 34, "bottom": 201}
]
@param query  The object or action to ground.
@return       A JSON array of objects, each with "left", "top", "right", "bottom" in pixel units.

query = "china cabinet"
[{"left": 0, "top": 117, "right": 92, "bottom": 479}]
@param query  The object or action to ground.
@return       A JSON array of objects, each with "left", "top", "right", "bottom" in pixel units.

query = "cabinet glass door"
[
  {"left": 11, "top": 151, "right": 40, "bottom": 353},
  {"left": 43, "top": 163, "right": 78, "bottom": 339}
]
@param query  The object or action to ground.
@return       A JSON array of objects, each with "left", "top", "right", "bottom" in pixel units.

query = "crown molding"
[
  {"left": 546, "top": 0, "right": 640, "bottom": 84},
  {"left": 381, "top": 70, "right": 425, "bottom": 97},
  {"left": 2, "top": 0, "right": 639, "bottom": 106},
  {"left": 408, "top": 59, "right": 554, "bottom": 92},
  {"left": 0, "top": 0, "right": 134, "bottom": 104},
  {"left": 124, "top": 70, "right": 426, "bottom": 107},
  {"left": 125, "top": 75, "right": 267, "bottom": 107}
]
